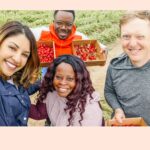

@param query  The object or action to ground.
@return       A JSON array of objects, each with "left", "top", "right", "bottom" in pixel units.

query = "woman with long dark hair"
[{"left": 30, "top": 54, "right": 102, "bottom": 126}]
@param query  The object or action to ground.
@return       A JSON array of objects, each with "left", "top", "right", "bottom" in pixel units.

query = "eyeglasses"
[{"left": 54, "top": 20, "right": 73, "bottom": 28}]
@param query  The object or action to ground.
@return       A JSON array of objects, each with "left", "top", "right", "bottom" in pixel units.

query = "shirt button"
[
  {"left": 23, "top": 117, "right": 27, "bottom": 120},
  {"left": 8, "top": 91, "right": 11, "bottom": 95}
]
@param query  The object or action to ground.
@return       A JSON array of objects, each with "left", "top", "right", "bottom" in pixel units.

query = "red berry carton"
[
  {"left": 105, "top": 117, "right": 148, "bottom": 126},
  {"left": 37, "top": 40, "right": 56, "bottom": 67},
  {"left": 72, "top": 40, "right": 106, "bottom": 66}
]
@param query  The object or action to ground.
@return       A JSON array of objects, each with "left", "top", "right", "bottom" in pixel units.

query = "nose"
[
  {"left": 12, "top": 53, "right": 21, "bottom": 64},
  {"left": 59, "top": 78, "right": 67, "bottom": 85},
  {"left": 60, "top": 24, "right": 67, "bottom": 29},
  {"left": 128, "top": 37, "right": 137, "bottom": 47}
]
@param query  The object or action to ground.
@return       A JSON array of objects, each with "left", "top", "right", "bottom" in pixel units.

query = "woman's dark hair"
[
  {"left": 54, "top": 10, "right": 75, "bottom": 21},
  {"left": 37, "top": 54, "right": 95, "bottom": 126},
  {"left": 0, "top": 21, "right": 40, "bottom": 88}
]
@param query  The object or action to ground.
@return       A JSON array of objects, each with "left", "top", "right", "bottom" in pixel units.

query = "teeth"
[
  {"left": 60, "top": 32, "right": 67, "bottom": 35},
  {"left": 6, "top": 61, "right": 16, "bottom": 69},
  {"left": 58, "top": 88, "right": 67, "bottom": 92}
]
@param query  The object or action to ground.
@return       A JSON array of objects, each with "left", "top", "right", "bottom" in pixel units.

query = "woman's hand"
[{"left": 113, "top": 108, "right": 125, "bottom": 123}]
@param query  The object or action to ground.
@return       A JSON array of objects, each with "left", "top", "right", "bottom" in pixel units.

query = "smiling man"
[
  {"left": 39, "top": 10, "right": 82, "bottom": 57},
  {"left": 104, "top": 11, "right": 150, "bottom": 126}
]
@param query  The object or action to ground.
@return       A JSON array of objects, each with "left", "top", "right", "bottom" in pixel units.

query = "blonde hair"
[{"left": 120, "top": 10, "right": 150, "bottom": 28}]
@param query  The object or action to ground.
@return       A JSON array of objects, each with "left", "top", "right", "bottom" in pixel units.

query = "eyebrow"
[
  {"left": 55, "top": 20, "right": 73, "bottom": 24},
  {"left": 10, "top": 42, "right": 19, "bottom": 48},
  {"left": 10, "top": 42, "right": 30, "bottom": 54}
]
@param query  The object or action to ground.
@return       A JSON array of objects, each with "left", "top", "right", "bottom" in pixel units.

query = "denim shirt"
[{"left": 0, "top": 77, "right": 40, "bottom": 126}]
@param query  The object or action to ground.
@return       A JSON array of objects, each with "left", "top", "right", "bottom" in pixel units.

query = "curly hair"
[{"left": 37, "top": 55, "right": 95, "bottom": 126}]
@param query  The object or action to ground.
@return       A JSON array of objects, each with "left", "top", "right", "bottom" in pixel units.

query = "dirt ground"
[{"left": 28, "top": 39, "right": 123, "bottom": 126}]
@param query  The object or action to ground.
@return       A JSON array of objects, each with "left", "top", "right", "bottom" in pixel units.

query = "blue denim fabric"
[
  {"left": 41, "top": 67, "right": 48, "bottom": 78},
  {"left": 0, "top": 78, "right": 40, "bottom": 126}
]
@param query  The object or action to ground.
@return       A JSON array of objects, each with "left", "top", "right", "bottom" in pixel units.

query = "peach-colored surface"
[
  {"left": 0, "top": 127, "right": 150, "bottom": 150},
  {"left": 0, "top": 0, "right": 150, "bottom": 9},
  {"left": 1, "top": 0, "right": 150, "bottom": 149}
]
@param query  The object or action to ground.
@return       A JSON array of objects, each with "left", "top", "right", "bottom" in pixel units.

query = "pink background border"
[
  {"left": 1, "top": 0, "right": 150, "bottom": 10},
  {"left": 0, "top": 0, "right": 150, "bottom": 149}
]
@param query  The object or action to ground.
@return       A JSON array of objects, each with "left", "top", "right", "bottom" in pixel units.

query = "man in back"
[{"left": 32, "top": 10, "right": 107, "bottom": 76}]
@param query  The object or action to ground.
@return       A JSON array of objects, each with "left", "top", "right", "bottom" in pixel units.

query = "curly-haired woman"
[{"left": 29, "top": 54, "right": 103, "bottom": 126}]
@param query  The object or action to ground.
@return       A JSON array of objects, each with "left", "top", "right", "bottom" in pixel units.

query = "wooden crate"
[
  {"left": 72, "top": 40, "right": 106, "bottom": 66},
  {"left": 37, "top": 40, "right": 56, "bottom": 67},
  {"left": 105, "top": 117, "right": 148, "bottom": 126}
]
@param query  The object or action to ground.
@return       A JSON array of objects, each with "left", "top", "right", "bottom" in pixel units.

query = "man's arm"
[
  {"left": 104, "top": 66, "right": 125, "bottom": 123},
  {"left": 104, "top": 66, "right": 122, "bottom": 109}
]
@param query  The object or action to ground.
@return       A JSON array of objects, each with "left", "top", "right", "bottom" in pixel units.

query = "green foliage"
[
  {"left": 0, "top": 10, "right": 53, "bottom": 27},
  {"left": 100, "top": 100, "right": 113, "bottom": 120},
  {"left": 76, "top": 10, "right": 124, "bottom": 44},
  {"left": 0, "top": 10, "right": 124, "bottom": 45}
]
